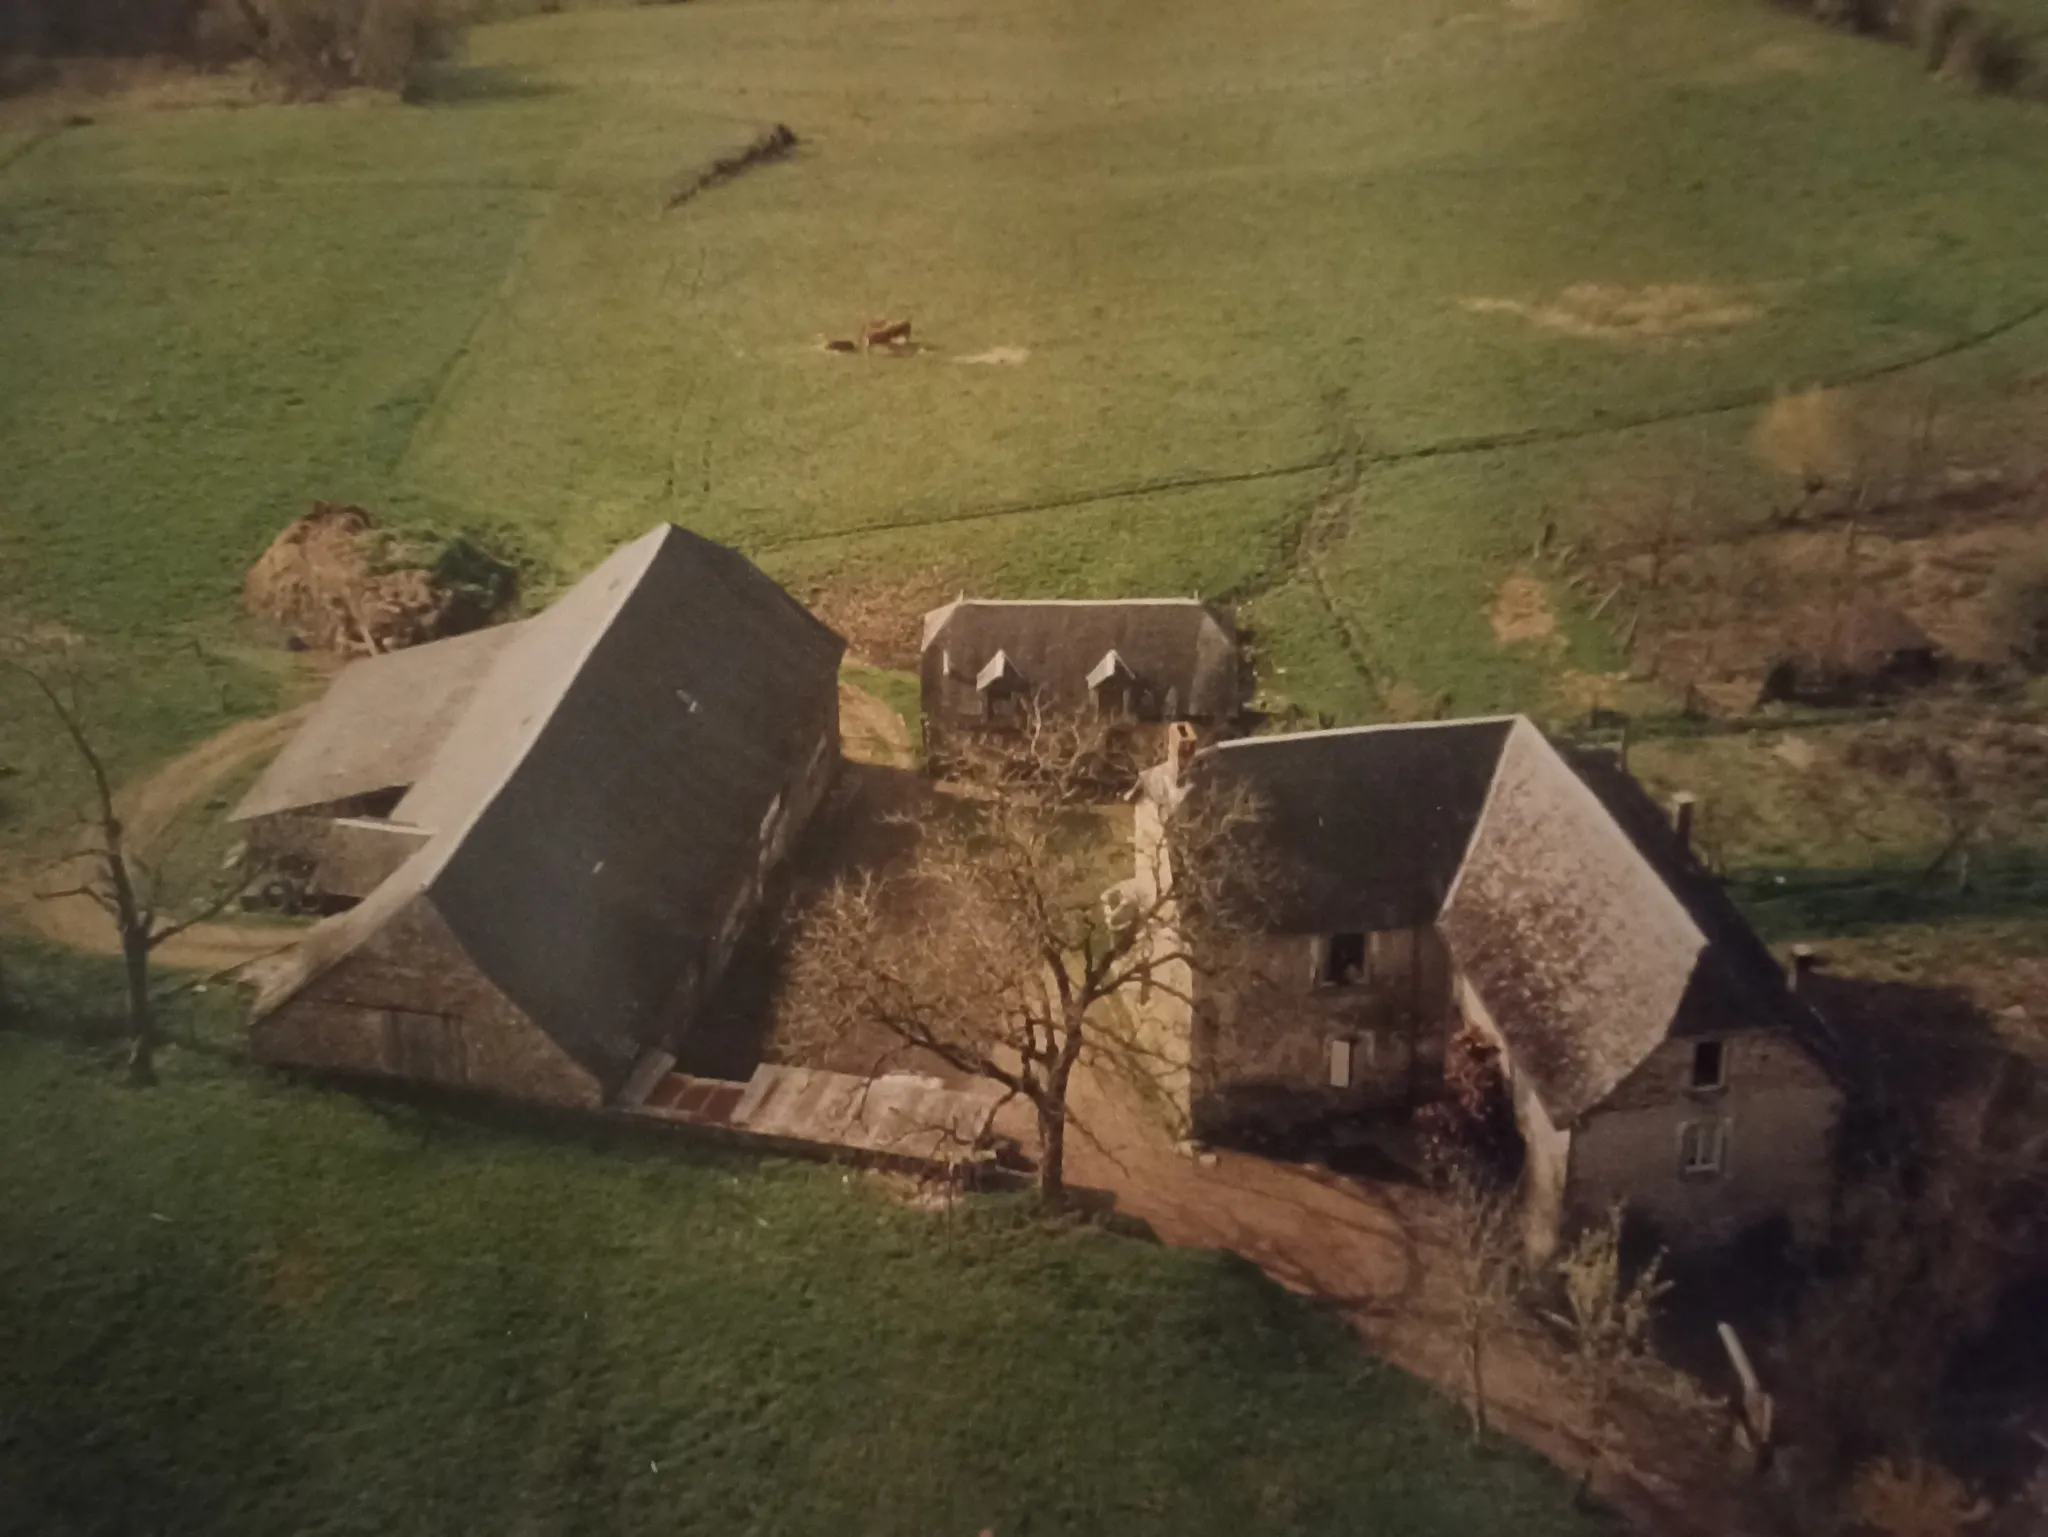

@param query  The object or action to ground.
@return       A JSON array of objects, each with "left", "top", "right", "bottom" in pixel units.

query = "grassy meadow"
[
  {"left": 3, "top": 0, "right": 2048, "bottom": 792},
  {"left": 5, "top": 1, "right": 2048, "bottom": 1521},
  {"left": 0, "top": 972, "right": 1612, "bottom": 1537}
]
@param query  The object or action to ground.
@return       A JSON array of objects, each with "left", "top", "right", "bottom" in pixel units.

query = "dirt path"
[
  {"left": 0, "top": 710, "right": 310, "bottom": 974},
  {"left": 1058, "top": 1066, "right": 1781, "bottom": 1537},
  {"left": 838, "top": 679, "right": 915, "bottom": 769},
  {"left": 5, "top": 684, "right": 912, "bottom": 975}
]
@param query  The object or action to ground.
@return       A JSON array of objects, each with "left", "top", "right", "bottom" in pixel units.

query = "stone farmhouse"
[
  {"left": 234, "top": 524, "right": 847, "bottom": 1110},
  {"left": 1135, "top": 716, "right": 1843, "bottom": 1255},
  {"left": 918, "top": 598, "right": 1241, "bottom": 752}
]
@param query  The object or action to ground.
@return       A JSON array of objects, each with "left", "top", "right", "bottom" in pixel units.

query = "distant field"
[
  {"left": 0, "top": 998, "right": 1608, "bottom": 1537},
  {"left": 5, "top": 0, "right": 2048, "bottom": 872}
]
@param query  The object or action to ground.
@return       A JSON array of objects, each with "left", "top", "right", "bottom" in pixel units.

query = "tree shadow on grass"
[
  {"left": 0, "top": 1172, "right": 305, "bottom": 1535},
  {"left": 410, "top": 62, "right": 565, "bottom": 106},
  {"left": 0, "top": 940, "right": 129, "bottom": 1047},
  {"left": 1729, "top": 856, "right": 2048, "bottom": 942}
]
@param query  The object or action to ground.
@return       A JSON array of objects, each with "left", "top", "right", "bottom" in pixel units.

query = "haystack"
[{"left": 245, "top": 504, "right": 464, "bottom": 656}]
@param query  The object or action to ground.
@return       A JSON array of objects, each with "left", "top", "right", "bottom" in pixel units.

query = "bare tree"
[
  {"left": 1, "top": 656, "right": 252, "bottom": 1083},
  {"left": 1546, "top": 1205, "right": 1671, "bottom": 1502},
  {"left": 779, "top": 705, "right": 1275, "bottom": 1206},
  {"left": 1437, "top": 1160, "right": 1523, "bottom": 1443},
  {"left": 1789, "top": 1087, "right": 2048, "bottom": 1478}
]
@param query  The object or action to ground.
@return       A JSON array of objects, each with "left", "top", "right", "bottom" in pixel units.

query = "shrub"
[
  {"left": 195, "top": 0, "right": 454, "bottom": 96},
  {"left": 1986, "top": 541, "right": 2048, "bottom": 666},
  {"left": 1910, "top": 0, "right": 1973, "bottom": 63},
  {"left": 1812, "top": 0, "right": 1891, "bottom": 36},
  {"left": 1943, "top": 12, "right": 2032, "bottom": 91}
]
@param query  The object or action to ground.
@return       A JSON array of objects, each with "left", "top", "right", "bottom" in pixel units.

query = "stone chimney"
[
  {"left": 1788, "top": 944, "right": 1819, "bottom": 996},
  {"left": 1670, "top": 792, "right": 1698, "bottom": 852},
  {"left": 1165, "top": 721, "right": 1199, "bottom": 787}
]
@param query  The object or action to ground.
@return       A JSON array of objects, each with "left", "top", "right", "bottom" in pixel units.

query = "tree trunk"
[
  {"left": 1038, "top": 1099, "right": 1067, "bottom": 1208},
  {"left": 122, "top": 930, "right": 156, "bottom": 1085},
  {"left": 1466, "top": 1328, "right": 1487, "bottom": 1443}
]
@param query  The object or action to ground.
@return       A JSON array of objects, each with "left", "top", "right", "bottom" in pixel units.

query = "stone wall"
[
  {"left": 251, "top": 897, "right": 602, "bottom": 1109},
  {"left": 1189, "top": 926, "right": 1451, "bottom": 1138},
  {"left": 1570, "top": 1031, "right": 1839, "bottom": 1248},
  {"left": 313, "top": 818, "right": 431, "bottom": 901}
]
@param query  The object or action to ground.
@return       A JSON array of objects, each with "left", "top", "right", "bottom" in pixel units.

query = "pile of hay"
[{"left": 244, "top": 503, "right": 511, "bottom": 655}]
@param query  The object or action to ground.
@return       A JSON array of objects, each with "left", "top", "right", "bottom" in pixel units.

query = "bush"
[
  {"left": 195, "top": 0, "right": 454, "bottom": 95},
  {"left": 1941, "top": 12, "right": 2032, "bottom": 91},
  {"left": 1986, "top": 542, "right": 2048, "bottom": 666},
  {"left": 1811, "top": 0, "right": 1890, "bottom": 36}
]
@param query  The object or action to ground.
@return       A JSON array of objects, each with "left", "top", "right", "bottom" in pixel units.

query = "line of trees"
[{"left": 0, "top": 0, "right": 455, "bottom": 96}]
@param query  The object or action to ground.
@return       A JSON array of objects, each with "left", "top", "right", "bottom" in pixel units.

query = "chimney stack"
[
  {"left": 1788, "top": 944, "right": 1818, "bottom": 996},
  {"left": 1670, "top": 792, "right": 1698, "bottom": 852}
]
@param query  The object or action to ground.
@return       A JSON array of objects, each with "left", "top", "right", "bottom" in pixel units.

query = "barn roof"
[
  {"left": 253, "top": 525, "right": 846, "bottom": 1098},
  {"left": 922, "top": 599, "right": 1239, "bottom": 717},
  {"left": 230, "top": 623, "right": 526, "bottom": 823},
  {"left": 1180, "top": 715, "right": 1812, "bottom": 1123}
]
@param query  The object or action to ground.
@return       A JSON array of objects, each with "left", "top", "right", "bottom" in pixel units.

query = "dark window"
[
  {"left": 1320, "top": 932, "right": 1366, "bottom": 988},
  {"left": 1690, "top": 1039, "right": 1727, "bottom": 1091}
]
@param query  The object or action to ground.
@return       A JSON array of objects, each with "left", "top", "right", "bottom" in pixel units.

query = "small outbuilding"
[
  {"left": 242, "top": 524, "right": 847, "bottom": 1110},
  {"left": 918, "top": 598, "right": 1241, "bottom": 751}
]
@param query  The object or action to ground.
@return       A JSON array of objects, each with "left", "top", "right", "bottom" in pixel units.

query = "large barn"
[
  {"left": 1135, "top": 717, "right": 1843, "bottom": 1255},
  {"left": 235, "top": 525, "right": 846, "bottom": 1109}
]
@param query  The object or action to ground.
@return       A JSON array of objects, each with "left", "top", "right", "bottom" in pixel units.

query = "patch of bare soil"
[
  {"left": 0, "top": 710, "right": 310, "bottom": 974},
  {"left": 956, "top": 346, "right": 1029, "bottom": 366},
  {"left": 838, "top": 679, "right": 914, "bottom": 769},
  {"left": 805, "top": 571, "right": 957, "bottom": 668},
  {"left": 244, "top": 503, "right": 508, "bottom": 657},
  {"left": 1464, "top": 283, "right": 1762, "bottom": 344},
  {"left": 1489, "top": 571, "right": 1559, "bottom": 646}
]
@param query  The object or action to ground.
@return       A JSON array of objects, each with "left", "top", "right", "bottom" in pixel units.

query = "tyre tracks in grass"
[
  {"left": 749, "top": 295, "right": 2048, "bottom": 702},
  {"left": 754, "top": 292, "right": 2048, "bottom": 563}
]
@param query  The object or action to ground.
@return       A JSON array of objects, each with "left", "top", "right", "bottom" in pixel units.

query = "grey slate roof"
[
  {"left": 1184, "top": 715, "right": 1811, "bottom": 1124},
  {"left": 254, "top": 525, "right": 846, "bottom": 1097},
  {"left": 230, "top": 623, "right": 526, "bottom": 822},
  {"left": 1438, "top": 720, "right": 1808, "bottom": 1122},
  {"left": 921, "top": 599, "right": 1239, "bottom": 718},
  {"left": 1189, "top": 719, "right": 1514, "bottom": 932}
]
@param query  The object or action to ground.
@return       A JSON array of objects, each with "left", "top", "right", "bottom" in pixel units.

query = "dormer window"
[
  {"left": 977, "top": 650, "right": 1023, "bottom": 722},
  {"left": 1086, "top": 649, "right": 1136, "bottom": 719}
]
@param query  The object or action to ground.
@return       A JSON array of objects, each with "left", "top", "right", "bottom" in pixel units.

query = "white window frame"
[
  {"left": 1328, "top": 1037, "right": 1354, "bottom": 1090},
  {"left": 1679, "top": 1117, "right": 1731, "bottom": 1178}
]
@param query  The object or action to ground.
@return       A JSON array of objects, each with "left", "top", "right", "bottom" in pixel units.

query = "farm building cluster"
[{"left": 236, "top": 522, "right": 1846, "bottom": 1252}]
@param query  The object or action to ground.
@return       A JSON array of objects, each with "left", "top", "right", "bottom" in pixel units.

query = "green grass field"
[
  {"left": 7, "top": 0, "right": 2048, "bottom": 840},
  {"left": 0, "top": 976, "right": 1611, "bottom": 1537},
  {"left": 7, "top": 5, "right": 2048, "bottom": 1519}
]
